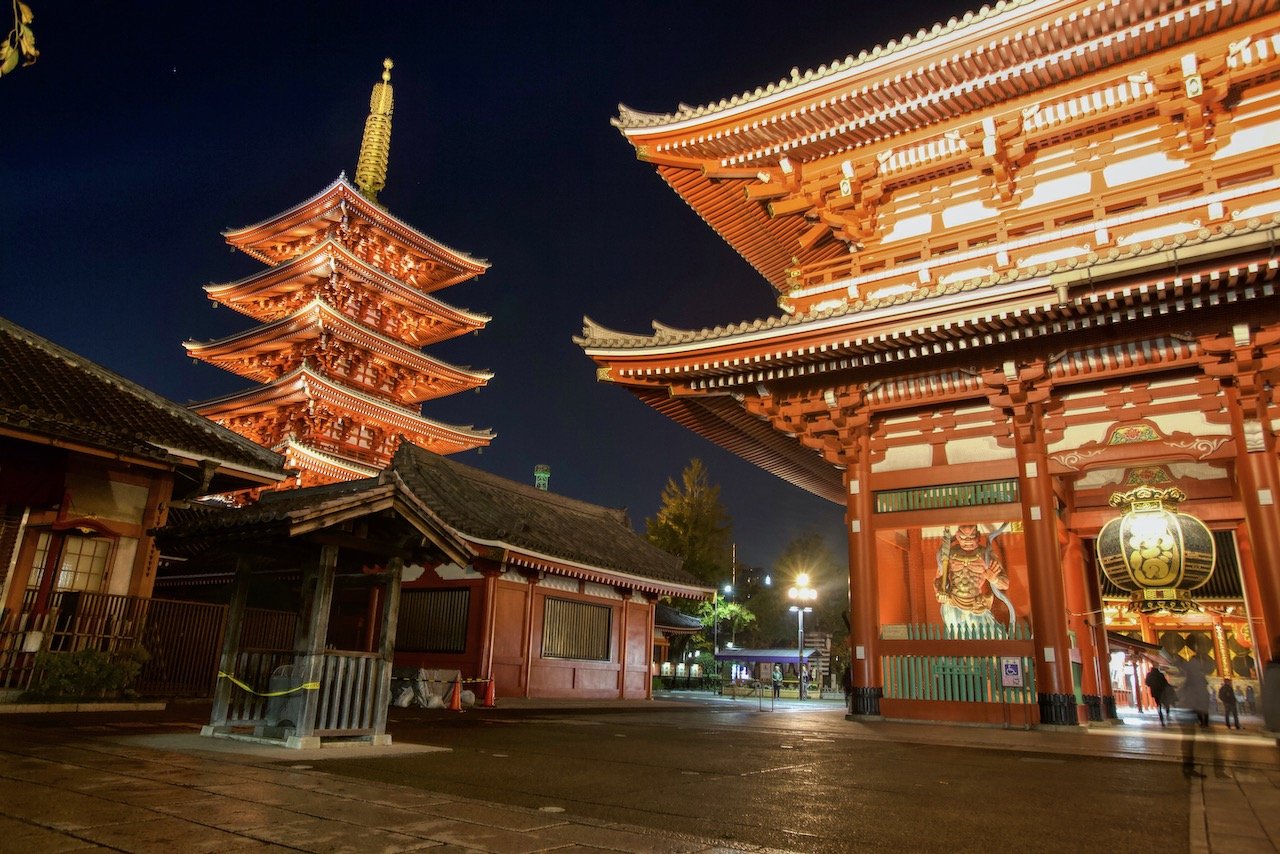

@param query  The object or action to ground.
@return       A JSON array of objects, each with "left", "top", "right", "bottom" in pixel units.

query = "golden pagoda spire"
[{"left": 355, "top": 58, "right": 394, "bottom": 202}]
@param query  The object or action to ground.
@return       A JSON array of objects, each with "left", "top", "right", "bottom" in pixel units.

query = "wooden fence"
[
  {"left": 212, "top": 649, "right": 386, "bottom": 738},
  {"left": 0, "top": 591, "right": 295, "bottom": 697},
  {"left": 879, "top": 622, "right": 1038, "bottom": 724}
]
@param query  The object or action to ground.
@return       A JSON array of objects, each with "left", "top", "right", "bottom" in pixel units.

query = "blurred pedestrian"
[
  {"left": 1144, "top": 664, "right": 1174, "bottom": 726},
  {"left": 1218, "top": 678, "right": 1240, "bottom": 729},
  {"left": 772, "top": 665, "right": 782, "bottom": 699}
]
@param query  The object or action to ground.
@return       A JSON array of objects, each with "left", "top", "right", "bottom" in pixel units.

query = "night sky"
[{"left": 2, "top": 1, "right": 968, "bottom": 576}]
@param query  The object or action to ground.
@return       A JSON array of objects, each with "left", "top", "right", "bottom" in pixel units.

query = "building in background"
[
  {"left": 0, "top": 315, "right": 284, "bottom": 694},
  {"left": 581, "top": 0, "right": 1280, "bottom": 726}
]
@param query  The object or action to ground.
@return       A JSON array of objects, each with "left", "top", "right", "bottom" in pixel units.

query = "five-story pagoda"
[{"left": 187, "top": 60, "right": 494, "bottom": 487}]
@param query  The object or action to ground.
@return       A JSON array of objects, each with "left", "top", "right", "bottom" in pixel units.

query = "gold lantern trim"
[{"left": 1095, "top": 486, "right": 1215, "bottom": 614}]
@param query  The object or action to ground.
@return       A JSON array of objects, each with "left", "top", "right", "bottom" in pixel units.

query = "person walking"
[
  {"left": 1218, "top": 678, "right": 1241, "bottom": 729},
  {"left": 1144, "top": 665, "right": 1174, "bottom": 726},
  {"left": 772, "top": 665, "right": 782, "bottom": 699}
]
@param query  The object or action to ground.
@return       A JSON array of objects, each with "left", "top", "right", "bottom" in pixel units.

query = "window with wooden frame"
[
  {"left": 26, "top": 531, "right": 113, "bottom": 593},
  {"left": 541, "top": 597, "right": 611, "bottom": 661},
  {"left": 395, "top": 588, "right": 470, "bottom": 653}
]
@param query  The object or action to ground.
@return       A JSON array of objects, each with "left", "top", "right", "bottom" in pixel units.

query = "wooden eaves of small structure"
[{"left": 157, "top": 442, "right": 712, "bottom": 747}]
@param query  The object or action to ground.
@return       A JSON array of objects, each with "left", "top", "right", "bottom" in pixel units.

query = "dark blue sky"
[{"left": 2, "top": 1, "right": 967, "bottom": 575}]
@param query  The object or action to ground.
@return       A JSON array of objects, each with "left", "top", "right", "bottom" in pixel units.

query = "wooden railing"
[
  {"left": 219, "top": 648, "right": 296, "bottom": 725},
  {"left": 213, "top": 649, "right": 387, "bottom": 738},
  {"left": 879, "top": 623, "right": 1038, "bottom": 718},
  {"left": 314, "top": 651, "right": 386, "bottom": 736},
  {"left": 0, "top": 592, "right": 295, "bottom": 696}
]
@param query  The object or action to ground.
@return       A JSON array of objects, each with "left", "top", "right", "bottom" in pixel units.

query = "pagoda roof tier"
[
  {"left": 193, "top": 365, "right": 494, "bottom": 454},
  {"left": 579, "top": 211, "right": 1280, "bottom": 395},
  {"left": 223, "top": 174, "right": 488, "bottom": 292},
  {"left": 612, "top": 0, "right": 1280, "bottom": 292},
  {"left": 184, "top": 299, "right": 491, "bottom": 404},
  {"left": 280, "top": 438, "right": 381, "bottom": 487},
  {"left": 205, "top": 239, "right": 489, "bottom": 345}
]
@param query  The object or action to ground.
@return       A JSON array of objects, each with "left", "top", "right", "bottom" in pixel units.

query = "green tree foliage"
[
  {"left": 1, "top": 1, "right": 38, "bottom": 77},
  {"left": 753, "top": 530, "right": 848, "bottom": 646},
  {"left": 697, "top": 597, "right": 756, "bottom": 640},
  {"left": 645, "top": 459, "right": 732, "bottom": 586}
]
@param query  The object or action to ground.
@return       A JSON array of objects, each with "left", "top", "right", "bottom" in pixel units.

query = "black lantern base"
[
  {"left": 1038, "top": 692, "right": 1079, "bottom": 726},
  {"left": 851, "top": 686, "right": 882, "bottom": 716}
]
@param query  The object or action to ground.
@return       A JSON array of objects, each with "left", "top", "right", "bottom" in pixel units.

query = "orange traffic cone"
[
  {"left": 482, "top": 677, "right": 496, "bottom": 708},
  {"left": 448, "top": 674, "right": 463, "bottom": 713}
]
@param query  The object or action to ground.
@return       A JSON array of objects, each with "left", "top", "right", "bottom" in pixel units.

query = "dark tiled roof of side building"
[
  {"left": 0, "top": 315, "right": 284, "bottom": 477},
  {"left": 655, "top": 602, "right": 703, "bottom": 632},
  {"left": 392, "top": 443, "right": 702, "bottom": 589},
  {"left": 163, "top": 443, "right": 708, "bottom": 595}
]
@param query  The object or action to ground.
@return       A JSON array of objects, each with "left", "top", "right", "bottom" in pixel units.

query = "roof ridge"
[
  {"left": 397, "top": 444, "right": 629, "bottom": 521},
  {"left": 613, "top": 0, "right": 1042, "bottom": 129}
]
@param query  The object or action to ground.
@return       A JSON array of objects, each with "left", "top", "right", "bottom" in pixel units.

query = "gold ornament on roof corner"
[{"left": 1095, "top": 486, "right": 1215, "bottom": 614}]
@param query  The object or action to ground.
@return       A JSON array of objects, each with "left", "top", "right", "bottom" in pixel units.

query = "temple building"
[
  {"left": 579, "top": 0, "right": 1280, "bottom": 726},
  {"left": 187, "top": 60, "right": 493, "bottom": 488}
]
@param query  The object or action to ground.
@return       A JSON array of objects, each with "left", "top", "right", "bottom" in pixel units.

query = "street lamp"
[{"left": 787, "top": 573, "right": 817, "bottom": 699}]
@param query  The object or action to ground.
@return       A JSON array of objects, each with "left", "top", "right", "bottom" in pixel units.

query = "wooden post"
[
  {"left": 205, "top": 556, "right": 250, "bottom": 734},
  {"left": 476, "top": 559, "right": 500, "bottom": 691},
  {"left": 1062, "top": 531, "right": 1101, "bottom": 721},
  {"left": 1013, "top": 427, "right": 1078, "bottom": 725},
  {"left": 847, "top": 430, "right": 882, "bottom": 716},
  {"left": 616, "top": 591, "right": 630, "bottom": 699},
  {"left": 292, "top": 543, "right": 338, "bottom": 746},
  {"left": 369, "top": 555, "right": 402, "bottom": 744}
]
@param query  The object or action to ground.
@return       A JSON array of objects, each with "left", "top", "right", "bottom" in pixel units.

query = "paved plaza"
[{"left": 0, "top": 694, "right": 1275, "bottom": 853}]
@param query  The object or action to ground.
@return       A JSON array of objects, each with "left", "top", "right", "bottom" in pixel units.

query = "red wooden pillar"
[
  {"left": 475, "top": 558, "right": 502, "bottom": 689},
  {"left": 1078, "top": 535, "right": 1118, "bottom": 719},
  {"left": 1202, "top": 326, "right": 1280, "bottom": 676},
  {"left": 1062, "top": 531, "right": 1103, "bottom": 721},
  {"left": 1232, "top": 441, "right": 1280, "bottom": 662},
  {"left": 989, "top": 361, "right": 1077, "bottom": 725},
  {"left": 1014, "top": 431, "right": 1078, "bottom": 724},
  {"left": 846, "top": 428, "right": 882, "bottom": 716},
  {"left": 1234, "top": 523, "right": 1273, "bottom": 668}
]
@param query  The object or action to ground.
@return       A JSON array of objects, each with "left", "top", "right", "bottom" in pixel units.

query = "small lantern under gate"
[{"left": 1095, "top": 486, "right": 1215, "bottom": 614}]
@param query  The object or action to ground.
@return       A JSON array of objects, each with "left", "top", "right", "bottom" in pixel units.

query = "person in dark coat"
[
  {"left": 1218, "top": 678, "right": 1240, "bottom": 729},
  {"left": 1144, "top": 664, "right": 1174, "bottom": 726}
]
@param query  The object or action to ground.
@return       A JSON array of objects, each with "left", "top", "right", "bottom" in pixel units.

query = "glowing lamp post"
[{"left": 788, "top": 573, "right": 817, "bottom": 699}]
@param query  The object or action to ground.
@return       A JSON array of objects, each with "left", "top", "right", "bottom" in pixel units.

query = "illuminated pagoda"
[
  {"left": 188, "top": 59, "right": 493, "bottom": 488},
  {"left": 581, "top": 0, "right": 1280, "bottom": 726}
]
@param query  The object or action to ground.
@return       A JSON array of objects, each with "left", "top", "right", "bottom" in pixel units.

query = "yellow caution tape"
[{"left": 217, "top": 671, "right": 320, "bottom": 696}]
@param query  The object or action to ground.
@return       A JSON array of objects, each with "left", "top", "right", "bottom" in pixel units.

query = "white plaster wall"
[{"left": 945, "top": 436, "right": 1014, "bottom": 465}]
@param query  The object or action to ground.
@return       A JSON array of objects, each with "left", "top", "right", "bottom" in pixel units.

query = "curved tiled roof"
[
  {"left": 577, "top": 212, "right": 1280, "bottom": 353},
  {"left": 392, "top": 444, "right": 704, "bottom": 591},
  {"left": 614, "top": 0, "right": 1041, "bottom": 130},
  {"left": 655, "top": 602, "right": 703, "bottom": 632},
  {"left": 0, "top": 315, "right": 284, "bottom": 481},
  {"left": 159, "top": 443, "right": 711, "bottom": 598}
]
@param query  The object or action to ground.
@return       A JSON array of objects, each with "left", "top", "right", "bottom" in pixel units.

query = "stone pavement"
[
  {"left": 0, "top": 698, "right": 1275, "bottom": 853},
  {"left": 0, "top": 717, "right": 770, "bottom": 853}
]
